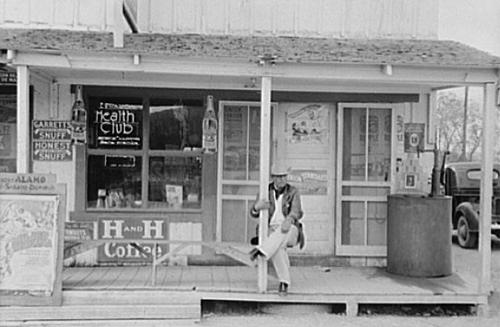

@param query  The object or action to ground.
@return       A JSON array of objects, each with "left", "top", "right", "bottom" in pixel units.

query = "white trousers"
[{"left": 258, "top": 225, "right": 293, "bottom": 285}]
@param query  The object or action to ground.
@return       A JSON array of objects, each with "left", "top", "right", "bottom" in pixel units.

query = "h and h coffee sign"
[{"left": 97, "top": 218, "right": 167, "bottom": 262}]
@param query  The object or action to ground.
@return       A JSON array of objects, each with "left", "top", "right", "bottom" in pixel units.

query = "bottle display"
[{"left": 202, "top": 95, "right": 217, "bottom": 153}]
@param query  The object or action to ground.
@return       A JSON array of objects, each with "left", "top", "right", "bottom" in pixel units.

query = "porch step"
[
  {"left": 0, "top": 290, "right": 201, "bottom": 322},
  {"left": 0, "top": 319, "right": 199, "bottom": 327},
  {"left": 0, "top": 304, "right": 200, "bottom": 322}
]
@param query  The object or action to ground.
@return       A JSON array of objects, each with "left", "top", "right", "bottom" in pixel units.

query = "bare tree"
[
  {"left": 436, "top": 89, "right": 465, "bottom": 161},
  {"left": 435, "top": 87, "right": 500, "bottom": 163}
]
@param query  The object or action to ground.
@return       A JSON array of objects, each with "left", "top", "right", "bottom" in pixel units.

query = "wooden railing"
[{"left": 64, "top": 239, "right": 255, "bottom": 286}]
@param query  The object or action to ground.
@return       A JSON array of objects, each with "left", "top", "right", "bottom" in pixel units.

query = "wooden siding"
[
  {"left": 135, "top": 0, "right": 438, "bottom": 39},
  {"left": 0, "top": 0, "right": 438, "bottom": 39},
  {"left": 0, "top": 0, "right": 120, "bottom": 31}
]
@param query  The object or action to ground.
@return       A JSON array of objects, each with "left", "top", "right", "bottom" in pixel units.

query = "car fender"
[{"left": 455, "top": 202, "right": 479, "bottom": 232}]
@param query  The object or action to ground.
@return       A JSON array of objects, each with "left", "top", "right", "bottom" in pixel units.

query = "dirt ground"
[{"left": 452, "top": 234, "right": 500, "bottom": 317}]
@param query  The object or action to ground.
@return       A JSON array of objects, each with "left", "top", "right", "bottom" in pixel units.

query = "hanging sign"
[
  {"left": 104, "top": 155, "right": 136, "bottom": 168},
  {"left": 94, "top": 103, "right": 142, "bottom": 148},
  {"left": 32, "top": 120, "right": 72, "bottom": 161},
  {"left": 404, "top": 123, "right": 425, "bottom": 153}
]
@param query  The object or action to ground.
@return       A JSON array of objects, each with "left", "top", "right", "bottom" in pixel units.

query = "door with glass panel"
[
  {"left": 336, "top": 104, "right": 395, "bottom": 256},
  {"left": 217, "top": 102, "right": 272, "bottom": 242}
]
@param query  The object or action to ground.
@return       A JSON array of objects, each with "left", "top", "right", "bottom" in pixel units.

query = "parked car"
[{"left": 441, "top": 161, "right": 500, "bottom": 248}]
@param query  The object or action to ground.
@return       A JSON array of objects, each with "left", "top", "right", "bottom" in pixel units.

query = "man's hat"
[{"left": 271, "top": 161, "right": 290, "bottom": 176}]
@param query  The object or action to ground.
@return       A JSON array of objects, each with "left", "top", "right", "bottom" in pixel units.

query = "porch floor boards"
[
  {"left": 0, "top": 266, "right": 487, "bottom": 323},
  {"left": 63, "top": 265, "right": 483, "bottom": 300}
]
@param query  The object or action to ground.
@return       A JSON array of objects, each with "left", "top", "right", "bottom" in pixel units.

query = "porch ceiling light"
[
  {"left": 6, "top": 49, "right": 15, "bottom": 63},
  {"left": 382, "top": 64, "right": 393, "bottom": 76},
  {"left": 133, "top": 54, "right": 140, "bottom": 65}
]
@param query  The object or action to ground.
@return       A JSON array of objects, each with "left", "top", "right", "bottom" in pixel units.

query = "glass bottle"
[{"left": 202, "top": 95, "right": 217, "bottom": 153}]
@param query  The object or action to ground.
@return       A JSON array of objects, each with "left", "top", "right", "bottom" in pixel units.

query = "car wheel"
[{"left": 457, "top": 214, "right": 478, "bottom": 248}]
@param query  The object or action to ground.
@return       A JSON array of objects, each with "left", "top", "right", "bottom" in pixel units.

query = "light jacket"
[
  {"left": 250, "top": 183, "right": 305, "bottom": 249},
  {"left": 250, "top": 183, "right": 303, "bottom": 223}
]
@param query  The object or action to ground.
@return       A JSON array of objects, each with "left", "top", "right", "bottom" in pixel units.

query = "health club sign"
[
  {"left": 97, "top": 218, "right": 167, "bottom": 263},
  {"left": 94, "top": 104, "right": 142, "bottom": 148}
]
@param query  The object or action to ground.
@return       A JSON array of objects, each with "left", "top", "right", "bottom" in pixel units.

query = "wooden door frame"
[
  {"left": 215, "top": 101, "right": 276, "bottom": 242},
  {"left": 335, "top": 103, "right": 397, "bottom": 256}
]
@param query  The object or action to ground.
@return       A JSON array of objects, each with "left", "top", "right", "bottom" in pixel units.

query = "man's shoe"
[
  {"left": 278, "top": 282, "right": 288, "bottom": 296},
  {"left": 249, "top": 248, "right": 264, "bottom": 261}
]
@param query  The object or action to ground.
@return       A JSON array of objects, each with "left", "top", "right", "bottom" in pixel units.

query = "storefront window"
[
  {"left": 87, "top": 155, "right": 142, "bottom": 208},
  {"left": 342, "top": 108, "right": 391, "bottom": 182},
  {"left": 0, "top": 94, "right": 17, "bottom": 172},
  {"left": 149, "top": 103, "right": 203, "bottom": 150},
  {"left": 222, "top": 105, "right": 260, "bottom": 180},
  {"left": 148, "top": 156, "right": 202, "bottom": 209},
  {"left": 86, "top": 95, "right": 203, "bottom": 210}
]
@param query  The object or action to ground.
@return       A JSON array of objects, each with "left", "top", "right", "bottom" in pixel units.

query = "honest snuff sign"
[
  {"left": 32, "top": 120, "right": 72, "bottom": 161},
  {"left": 97, "top": 218, "right": 167, "bottom": 262},
  {"left": 0, "top": 173, "right": 56, "bottom": 193},
  {"left": 94, "top": 103, "right": 141, "bottom": 148}
]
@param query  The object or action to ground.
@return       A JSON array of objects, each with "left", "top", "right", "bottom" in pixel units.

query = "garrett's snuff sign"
[{"left": 32, "top": 120, "right": 72, "bottom": 161}]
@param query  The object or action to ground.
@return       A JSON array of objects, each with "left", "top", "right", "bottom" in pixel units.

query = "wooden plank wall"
[
  {"left": 0, "top": 0, "right": 438, "bottom": 39},
  {"left": 140, "top": 0, "right": 438, "bottom": 39},
  {"left": 0, "top": 0, "right": 119, "bottom": 31}
]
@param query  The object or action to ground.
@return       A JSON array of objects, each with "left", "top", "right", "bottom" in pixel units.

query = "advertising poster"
[
  {"left": 97, "top": 217, "right": 168, "bottom": 263},
  {"left": 166, "top": 184, "right": 183, "bottom": 208},
  {"left": 0, "top": 194, "right": 59, "bottom": 295},
  {"left": 286, "top": 104, "right": 328, "bottom": 145},
  {"left": 287, "top": 169, "right": 328, "bottom": 195},
  {"left": 404, "top": 123, "right": 425, "bottom": 153}
]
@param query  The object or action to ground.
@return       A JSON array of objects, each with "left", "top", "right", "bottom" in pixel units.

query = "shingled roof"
[{"left": 1, "top": 28, "right": 500, "bottom": 68}]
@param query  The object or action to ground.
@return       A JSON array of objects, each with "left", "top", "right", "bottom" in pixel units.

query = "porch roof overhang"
[{"left": 1, "top": 28, "right": 499, "bottom": 91}]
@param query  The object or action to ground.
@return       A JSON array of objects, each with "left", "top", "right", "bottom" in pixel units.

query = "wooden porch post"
[
  {"left": 258, "top": 75, "right": 271, "bottom": 293},
  {"left": 113, "top": 0, "right": 124, "bottom": 48},
  {"left": 16, "top": 65, "right": 30, "bottom": 173},
  {"left": 478, "top": 82, "right": 495, "bottom": 294}
]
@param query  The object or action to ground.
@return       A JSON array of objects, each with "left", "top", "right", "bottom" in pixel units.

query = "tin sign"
[
  {"left": 97, "top": 217, "right": 167, "bottom": 263},
  {"left": 32, "top": 120, "right": 72, "bottom": 161}
]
